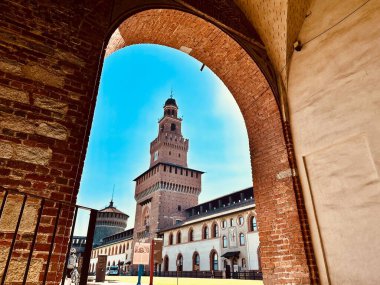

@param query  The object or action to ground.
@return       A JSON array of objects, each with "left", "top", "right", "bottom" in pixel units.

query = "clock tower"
[{"left": 133, "top": 97, "right": 203, "bottom": 242}]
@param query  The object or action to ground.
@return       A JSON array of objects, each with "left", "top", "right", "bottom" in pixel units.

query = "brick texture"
[{"left": 0, "top": 0, "right": 112, "bottom": 284}]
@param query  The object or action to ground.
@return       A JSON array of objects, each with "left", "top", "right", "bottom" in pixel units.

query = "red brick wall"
[{"left": 0, "top": 1, "right": 111, "bottom": 284}]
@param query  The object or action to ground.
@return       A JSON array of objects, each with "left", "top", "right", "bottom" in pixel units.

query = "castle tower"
[
  {"left": 93, "top": 200, "right": 129, "bottom": 245},
  {"left": 133, "top": 97, "right": 203, "bottom": 242}
]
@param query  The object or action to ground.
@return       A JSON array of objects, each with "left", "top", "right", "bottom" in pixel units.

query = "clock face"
[{"left": 154, "top": 151, "right": 158, "bottom": 161}]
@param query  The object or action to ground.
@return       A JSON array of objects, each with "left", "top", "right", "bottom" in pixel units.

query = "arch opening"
[{"left": 102, "top": 8, "right": 315, "bottom": 283}]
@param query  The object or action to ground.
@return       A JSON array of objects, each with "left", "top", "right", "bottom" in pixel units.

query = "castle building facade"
[
  {"left": 160, "top": 187, "right": 260, "bottom": 276},
  {"left": 89, "top": 188, "right": 261, "bottom": 277},
  {"left": 90, "top": 229, "right": 134, "bottom": 274}
]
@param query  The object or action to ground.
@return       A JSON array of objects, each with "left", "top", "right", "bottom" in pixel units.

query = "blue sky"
[{"left": 75, "top": 44, "right": 252, "bottom": 235}]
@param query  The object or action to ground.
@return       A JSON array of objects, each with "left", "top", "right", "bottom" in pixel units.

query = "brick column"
[{"left": 0, "top": 1, "right": 112, "bottom": 284}]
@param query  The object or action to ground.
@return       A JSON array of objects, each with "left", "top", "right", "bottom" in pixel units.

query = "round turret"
[{"left": 93, "top": 201, "right": 129, "bottom": 245}]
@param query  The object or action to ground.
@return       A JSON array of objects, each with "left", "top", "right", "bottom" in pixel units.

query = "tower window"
[
  {"left": 169, "top": 151, "right": 171, "bottom": 155},
  {"left": 171, "top": 123, "right": 176, "bottom": 131},
  {"left": 178, "top": 205, "right": 181, "bottom": 211}
]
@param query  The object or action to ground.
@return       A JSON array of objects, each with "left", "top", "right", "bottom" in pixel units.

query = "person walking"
[{"left": 64, "top": 248, "right": 79, "bottom": 285}]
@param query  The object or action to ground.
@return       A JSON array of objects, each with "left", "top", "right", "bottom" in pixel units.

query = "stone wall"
[{"left": 288, "top": 1, "right": 380, "bottom": 284}]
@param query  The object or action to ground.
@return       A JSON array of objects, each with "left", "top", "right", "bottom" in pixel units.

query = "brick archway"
[
  {"left": 104, "top": 9, "right": 317, "bottom": 284},
  {"left": 0, "top": 2, "right": 317, "bottom": 285}
]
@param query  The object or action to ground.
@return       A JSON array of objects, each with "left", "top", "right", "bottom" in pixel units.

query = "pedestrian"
[{"left": 64, "top": 248, "right": 78, "bottom": 285}]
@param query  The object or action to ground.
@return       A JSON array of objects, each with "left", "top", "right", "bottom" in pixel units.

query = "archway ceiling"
[
  {"left": 105, "top": 9, "right": 272, "bottom": 127},
  {"left": 108, "top": 0, "right": 312, "bottom": 90},
  {"left": 234, "top": 0, "right": 312, "bottom": 85}
]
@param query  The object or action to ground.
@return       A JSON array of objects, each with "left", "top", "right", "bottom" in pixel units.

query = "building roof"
[
  {"left": 99, "top": 201, "right": 129, "bottom": 217},
  {"left": 93, "top": 228, "right": 134, "bottom": 249},
  {"left": 164, "top": 98, "right": 177, "bottom": 108},
  {"left": 194, "top": 187, "right": 253, "bottom": 207},
  {"left": 158, "top": 187, "right": 254, "bottom": 232}
]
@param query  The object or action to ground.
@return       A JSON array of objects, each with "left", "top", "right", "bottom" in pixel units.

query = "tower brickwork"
[
  {"left": 150, "top": 98, "right": 189, "bottom": 167},
  {"left": 133, "top": 97, "right": 203, "bottom": 242}
]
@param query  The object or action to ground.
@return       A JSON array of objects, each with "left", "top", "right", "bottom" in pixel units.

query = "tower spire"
[
  {"left": 170, "top": 88, "right": 174, "bottom": 98},
  {"left": 110, "top": 184, "right": 115, "bottom": 207}
]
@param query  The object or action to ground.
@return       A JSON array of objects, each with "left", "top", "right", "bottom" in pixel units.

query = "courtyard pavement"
[{"left": 88, "top": 276, "right": 263, "bottom": 285}]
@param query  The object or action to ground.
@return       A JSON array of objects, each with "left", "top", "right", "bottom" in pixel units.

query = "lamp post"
[{"left": 136, "top": 224, "right": 150, "bottom": 285}]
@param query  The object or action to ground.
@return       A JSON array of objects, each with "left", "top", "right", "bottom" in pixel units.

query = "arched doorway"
[
  {"left": 176, "top": 253, "right": 183, "bottom": 272},
  {"left": 163, "top": 255, "right": 169, "bottom": 272},
  {"left": 209, "top": 250, "right": 218, "bottom": 271},
  {"left": 192, "top": 252, "right": 200, "bottom": 271}
]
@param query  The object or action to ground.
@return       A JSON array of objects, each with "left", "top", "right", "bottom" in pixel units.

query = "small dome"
[{"left": 164, "top": 98, "right": 177, "bottom": 108}]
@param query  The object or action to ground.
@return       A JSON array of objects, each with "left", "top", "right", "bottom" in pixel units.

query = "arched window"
[
  {"left": 127, "top": 243, "right": 129, "bottom": 250},
  {"left": 193, "top": 252, "right": 200, "bottom": 271},
  {"left": 222, "top": 235, "right": 227, "bottom": 248},
  {"left": 250, "top": 216, "right": 258, "bottom": 232},
  {"left": 210, "top": 250, "right": 218, "bottom": 271},
  {"left": 221, "top": 220, "right": 227, "bottom": 229},
  {"left": 169, "top": 233, "right": 173, "bottom": 245},
  {"left": 177, "top": 231, "right": 181, "bottom": 244},
  {"left": 123, "top": 244, "right": 125, "bottom": 253},
  {"left": 142, "top": 207, "right": 150, "bottom": 227},
  {"left": 164, "top": 255, "right": 169, "bottom": 272},
  {"left": 238, "top": 216, "right": 244, "bottom": 226},
  {"left": 177, "top": 254, "right": 183, "bottom": 272},
  {"left": 188, "top": 228, "right": 194, "bottom": 242},
  {"left": 171, "top": 123, "right": 176, "bottom": 131},
  {"left": 203, "top": 225, "right": 209, "bottom": 239},
  {"left": 107, "top": 261, "right": 110, "bottom": 266},
  {"left": 239, "top": 233, "right": 245, "bottom": 246},
  {"left": 112, "top": 260, "right": 115, "bottom": 266},
  {"left": 212, "top": 223, "right": 219, "bottom": 238}
]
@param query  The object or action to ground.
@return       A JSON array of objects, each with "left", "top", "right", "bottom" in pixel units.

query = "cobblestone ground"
[{"left": 88, "top": 276, "right": 263, "bottom": 285}]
